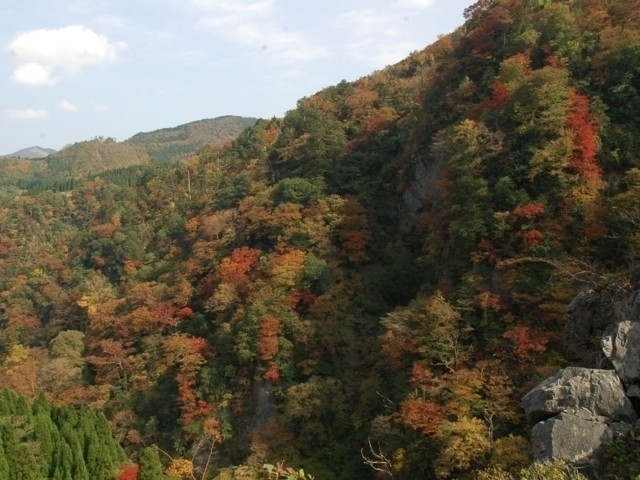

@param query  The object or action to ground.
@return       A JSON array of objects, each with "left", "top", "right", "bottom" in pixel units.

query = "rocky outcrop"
[
  {"left": 402, "top": 144, "right": 447, "bottom": 219},
  {"left": 614, "top": 289, "right": 640, "bottom": 323},
  {"left": 564, "top": 290, "right": 613, "bottom": 366},
  {"left": 602, "top": 321, "right": 640, "bottom": 388},
  {"left": 523, "top": 287, "right": 640, "bottom": 475},
  {"left": 531, "top": 410, "right": 630, "bottom": 466},
  {"left": 522, "top": 367, "right": 636, "bottom": 425}
]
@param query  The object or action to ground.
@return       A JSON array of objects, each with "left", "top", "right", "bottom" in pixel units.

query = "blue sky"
[{"left": 1, "top": 0, "right": 474, "bottom": 155}]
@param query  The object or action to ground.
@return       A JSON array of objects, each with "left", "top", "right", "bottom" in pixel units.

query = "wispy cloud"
[
  {"left": 58, "top": 99, "right": 78, "bottom": 111},
  {"left": 231, "top": 24, "right": 328, "bottom": 62},
  {"left": 344, "top": 39, "right": 421, "bottom": 67},
  {"left": 396, "top": 0, "right": 435, "bottom": 7},
  {"left": 336, "top": 10, "right": 398, "bottom": 36},
  {"left": 7, "top": 25, "right": 126, "bottom": 86},
  {"left": 192, "top": 0, "right": 327, "bottom": 63},
  {"left": 189, "top": 0, "right": 272, "bottom": 15},
  {"left": 94, "top": 104, "right": 111, "bottom": 113},
  {"left": 334, "top": 6, "right": 433, "bottom": 68},
  {"left": 7, "top": 108, "right": 49, "bottom": 119},
  {"left": 95, "top": 14, "right": 128, "bottom": 28}
]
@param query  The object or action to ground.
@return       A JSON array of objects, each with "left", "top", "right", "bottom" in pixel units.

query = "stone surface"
[
  {"left": 402, "top": 144, "right": 447, "bottom": 219},
  {"left": 602, "top": 320, "right": 640, "bottom": 386},
  {"left": 565, "top": 290, "right": 613, "bottom": 366},
  {"left": 615, "top": 289, "right": 640, "bottom": 323},
  {"left": 522, "top": 367, "right": 637, "bottom": 424},
  {"left": 531, "top": 410, "right": 630, "bottom": 466},
  {"left": 525, "top": 288, "right": 640, "bottom": 476}
]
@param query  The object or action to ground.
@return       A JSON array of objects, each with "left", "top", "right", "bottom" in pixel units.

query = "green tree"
[
  {"left": 269, "top": 104, "right": 346, "bottom": 179},
  {"left": 138, "top": 446, "right": 167, "bottom": 480},
  {"left": 32, "top": 412, "right": 62, "bottom": 478},
  {"left": 51, "top": 442, "right": 74, "bottom": 480},
  {"left": 0, "top": 435, "right": 10, "bottom": 479},
  {"left": 1, "top": 424, "right": 40, "bottom": 480}
]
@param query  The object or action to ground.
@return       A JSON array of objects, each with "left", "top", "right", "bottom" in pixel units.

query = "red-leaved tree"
[
  {"left": 117, "top": 465, "right": 139, "bottom": 480},
  {"left": 567, "top": 91, "right": 602, "bottom": 187}
]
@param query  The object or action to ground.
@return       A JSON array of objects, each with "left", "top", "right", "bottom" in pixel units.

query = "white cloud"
[
  {"left": 396, "top": 0, "right": 435, "bottom": 7},
  {"left": 11, "top": 62, "right": 56, "bottom": 86},
  {"left": 7, "top": 25, "right": 126, "bottom": 86},
  {"left": 7, "top": 108, "right": 49, "bottom": 120},
  {"left": 58, "top": 99, "right": 78, "bottom": 111}
]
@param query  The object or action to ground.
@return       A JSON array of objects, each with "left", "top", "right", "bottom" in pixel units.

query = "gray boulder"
[
  {"left": 531, "top": 409, "right": 631, "bottom": 466},
  {"left": 522, "top": 367, "right": 637, "bottom": 424},
  {"left": 602, "top": 320, "right": 640, "bottom": 386}
]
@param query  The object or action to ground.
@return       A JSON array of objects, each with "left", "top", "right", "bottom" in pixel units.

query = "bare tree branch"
[{"left": 361, "top": 437, "right": 394, "bottom": 478}]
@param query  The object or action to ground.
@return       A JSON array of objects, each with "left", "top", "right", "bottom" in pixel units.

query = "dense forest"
[{"left": 0, "top": 0, "right": 640, "bottom": 478}]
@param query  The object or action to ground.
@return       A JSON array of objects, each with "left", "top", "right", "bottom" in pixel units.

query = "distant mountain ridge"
[
  {"left": 5, "top": 146, "right": 56, "bottom": 159},
  {"left": 0, "top": 115, "right": 258, "bottom": 192},
  {"left": 2, "top": 116, "right": 257, "bottom": 162},
  {"left": 126, "top": 115, "right": 258, "bottom": 162}
]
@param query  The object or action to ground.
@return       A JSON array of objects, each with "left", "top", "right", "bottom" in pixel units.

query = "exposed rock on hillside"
[
  {"left": 602, "top": 321, "right": 640, "bottom": 389},
  {"left": 402, "top": 141, "right": 448, "bottom": 219},
  {"left": 564, "top": 290, "right": 613, "bottom": 366},
  {"left": 522, "top": 367, "right": 636, "bottom": 425},
  {"left": 530, "top": 410, "right": 630, "bottom": 467},
  {"left": 524, "top": 288, "right": 640, "bottom": 474},
  {"left": 614, "top": 288, "right": 640, "bottom": 323}
]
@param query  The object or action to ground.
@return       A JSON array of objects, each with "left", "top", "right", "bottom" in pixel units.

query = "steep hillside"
[{"left": 0, "top": 1, "right": 638, "bottom": 479}]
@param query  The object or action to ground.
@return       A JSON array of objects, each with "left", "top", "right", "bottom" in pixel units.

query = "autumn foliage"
[
  {"left": 503, "top": 325, "right": 549, "bottom": 361},
  {"left": 0, "top": 0, "right": 636, "bottom": 478},
  {"left": 567, "top": 92, "right": 601, "bottom": 184},
  {"left": 339, "top": 195, "right": 373, "bottom": 263},
  {"left": 257, "top": 315, "right": 281, "bottom": 361},
  {"left": 400, "top": 398, "right": 444, "bottom": 436},
  {"left": 118, "top": 465, "right": 139, "bottom": 480},
  {"left": 217, "top": 246, "right": 261, "bottom": 286}
]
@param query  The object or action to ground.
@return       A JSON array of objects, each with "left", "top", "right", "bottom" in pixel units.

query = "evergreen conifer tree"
[
  {"left": 1, "top": 425, "right": 39, "bottom": 480},
  {"left": 0, "top": 435, "right": 10, "bottom": 479},
  {"left": 138, "top": 446, "right": 167, "bottom": 480},
  {"left": 51, "top": 442, "right": 74, "bottom": 480}
]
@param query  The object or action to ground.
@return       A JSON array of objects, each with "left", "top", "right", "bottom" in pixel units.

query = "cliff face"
[{"left": 523, "top": 289, "right": 640, "bottom": 476}]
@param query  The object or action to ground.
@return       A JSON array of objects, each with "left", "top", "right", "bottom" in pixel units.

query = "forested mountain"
[
  {"left": 0, "top": 0, "right": 639, "bottom": 478},
  {"left": 0, "top": 116, "right": 257, "bottom": 194},
  {"left": 126, "top": 116, "right": 259, "bottom": 163}
]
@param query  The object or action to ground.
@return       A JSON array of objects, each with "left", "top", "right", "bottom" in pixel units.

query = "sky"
[{"left": 1, "top": 0, "right": 475, "bottom": 155}]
